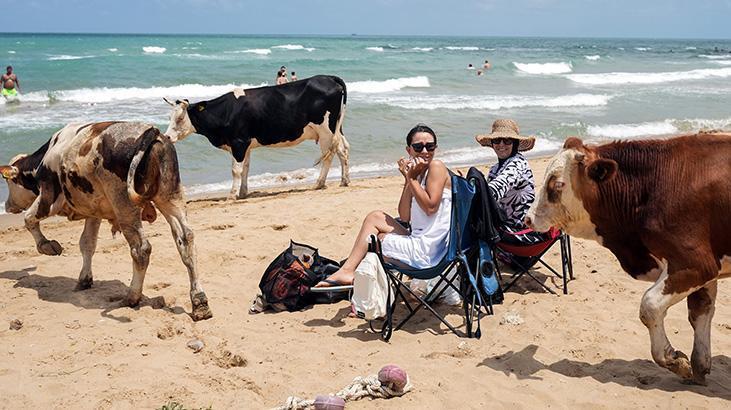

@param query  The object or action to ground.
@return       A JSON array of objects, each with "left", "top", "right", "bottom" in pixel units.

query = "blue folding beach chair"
[{"left": 369, "top": 172, "right": 501, "bottom": 341}]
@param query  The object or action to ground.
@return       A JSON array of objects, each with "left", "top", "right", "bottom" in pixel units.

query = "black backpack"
[
  {"left": 258, "top": 241, "right": 347, "bottom": 311},
  {"left": 466, "top": 167, "right": 507, "bottom": 245}
]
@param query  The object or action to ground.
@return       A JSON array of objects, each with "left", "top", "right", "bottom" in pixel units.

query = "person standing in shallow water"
[
  {"left": 1, "top": 66, "right": 20, "bottom": 98},
  {"left": 276, "top": 70, "right": 288, "bottom": 85},
  {"left": 315, "top": 124, "right": 452, "bottom": 287}
]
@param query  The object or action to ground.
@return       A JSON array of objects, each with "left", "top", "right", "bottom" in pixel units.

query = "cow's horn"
[{"left": 163, "top": 97, "right": 174, "bottom": 106}]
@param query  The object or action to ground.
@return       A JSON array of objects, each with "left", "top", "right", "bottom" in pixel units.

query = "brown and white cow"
[
  {"left": 525, "top": 132, "right": 731, "bottom": 384},
  {"left": 0, "top": 121, "right": 212, "bottom": 321}
]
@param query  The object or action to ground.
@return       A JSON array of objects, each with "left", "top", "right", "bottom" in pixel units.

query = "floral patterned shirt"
[{"left": 487, "top": 153, "right": 535, "bottom": 228}]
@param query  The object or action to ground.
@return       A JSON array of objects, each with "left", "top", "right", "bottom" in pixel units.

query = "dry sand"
[{"left": 0, "top": 157, "right": 729, "bottom": 409}]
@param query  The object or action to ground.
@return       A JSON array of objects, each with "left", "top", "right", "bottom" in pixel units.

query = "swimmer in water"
[{"left": 1, "top": 65, "right": 20, "bottom": 98}]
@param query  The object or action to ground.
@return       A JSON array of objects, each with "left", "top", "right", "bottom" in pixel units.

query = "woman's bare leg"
[{"left": 315, "top": 211, "right": 409, "bottom": 287}]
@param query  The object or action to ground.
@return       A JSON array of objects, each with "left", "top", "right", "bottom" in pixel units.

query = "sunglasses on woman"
[
  {"left": 410, "top": 142, "right": 437, "bottom": 152},
  {"left": 492, "top": 138, "right": 515, "bottom": 145}
]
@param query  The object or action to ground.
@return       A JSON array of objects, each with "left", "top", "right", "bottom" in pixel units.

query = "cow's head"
[
  {"left": 163, "top": 98, "right": 196, "bottom": 142},
  {"left": 1, "top": 154, "right": 39, "bottom": 214},
  {"left": 525, "top": 137, "right": 617, "bottom": 241}
]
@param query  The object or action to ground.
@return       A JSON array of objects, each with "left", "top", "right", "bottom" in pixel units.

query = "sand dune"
[{"left": 0, "top": 157, "right": 729, "bottom": 409}]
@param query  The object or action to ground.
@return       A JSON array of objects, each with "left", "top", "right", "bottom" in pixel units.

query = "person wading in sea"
[{"left": 1, "top": 66, "right": 20, "bottom": 98}]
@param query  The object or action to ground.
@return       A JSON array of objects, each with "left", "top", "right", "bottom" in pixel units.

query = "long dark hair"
[{"left": 406, "top": 123, "right": 437, "bottom": 145}]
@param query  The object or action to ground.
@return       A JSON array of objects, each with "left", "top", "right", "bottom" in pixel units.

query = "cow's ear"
[
  {"left": 563, "top": 136, "right": 584, "bottom": 150},
  {"left": 196, "top": 101, "right": 206, "bottom": 112},
  {"left": 0, "top": 165, "right": 19, "bottom": 180},
  {"left": 586, "top": 158, "right": 618, "bottom": 183}
]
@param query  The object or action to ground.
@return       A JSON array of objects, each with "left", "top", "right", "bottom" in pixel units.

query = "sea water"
[{"left": 2, "top": 34, "right": 731, "bottom": 209}]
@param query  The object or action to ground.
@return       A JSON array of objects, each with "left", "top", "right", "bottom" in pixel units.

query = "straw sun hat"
[{"left": 475, "top": 119, "right": 536, "bottom": 152}]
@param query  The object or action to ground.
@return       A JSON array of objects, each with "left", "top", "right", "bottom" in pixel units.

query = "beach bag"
[
  {"left": 258, "top": 241, "right": 346, "bottom": 312},
  {"left": 351, "top": 252, "right": 393, "bottom": 320}
]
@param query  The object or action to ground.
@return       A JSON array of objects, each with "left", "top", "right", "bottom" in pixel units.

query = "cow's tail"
[
  {"left": 127, "top": 127, "right": 166, "bottom": 204},
  {"left": 316, "top": 76, "right": 348, "bottom": 166}
]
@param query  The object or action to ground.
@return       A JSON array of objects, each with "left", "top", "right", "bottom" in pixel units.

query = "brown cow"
[
  {"left": 0, "top": 122, "right": 212, "bottom": 321},
  {"left": 525, "top": 132, "right": 731, "bottom": 385}
]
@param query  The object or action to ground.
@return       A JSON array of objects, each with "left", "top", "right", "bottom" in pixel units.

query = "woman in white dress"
[{"left": 315, "top": 124, "right": 452, "bottom": 287}]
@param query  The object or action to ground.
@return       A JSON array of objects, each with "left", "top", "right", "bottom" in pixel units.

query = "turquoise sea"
[{"left": 2, "top": 34, "right": 731, "bottom": 209}]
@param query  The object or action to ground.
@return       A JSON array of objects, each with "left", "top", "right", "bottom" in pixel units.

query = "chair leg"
[
  {"left": 567, "top": 235, "right": 574, "bottom": 280},
  {"left": 561, "top": 234, "right": 569, "bottom": 295}
]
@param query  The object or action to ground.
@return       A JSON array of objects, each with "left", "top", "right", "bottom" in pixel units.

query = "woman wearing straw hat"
[{"left": 475, "top": 119, "right": 536, "bottom": 228}]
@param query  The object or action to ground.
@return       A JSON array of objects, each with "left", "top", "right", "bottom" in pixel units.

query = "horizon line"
[{"left": 1, "top": 31, "right": 730, "bottom": 42}]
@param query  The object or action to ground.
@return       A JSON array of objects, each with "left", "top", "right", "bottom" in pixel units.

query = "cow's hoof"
[
  {"left": 314, "top": 183, "right": 326, "bottom": 190},
  {"left": 75, "top": 277, "right": 93, "bottom": 291},
  {"left": 38, "top": 240, "right": 63, "bottom": 256},
  {"left": 191, "top": 291, "right": 213, "bottom": 321},
  {"left": 667, "top": 350, "right": 693, "bottom": 380},
  {"left": 683, "top": 375, "right": 707, "bottom": 386},
  {"left": 125, "top": 293, "right": 142, "bottom": 308}
]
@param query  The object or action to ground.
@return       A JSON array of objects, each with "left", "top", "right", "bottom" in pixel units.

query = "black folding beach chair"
[{"left": 369, "top": 172, "right": 499, "bottom": 341}]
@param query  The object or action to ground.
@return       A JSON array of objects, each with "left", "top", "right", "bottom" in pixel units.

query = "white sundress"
[{"left": 381, "top": 173, "right": 452, "bottom": 269}]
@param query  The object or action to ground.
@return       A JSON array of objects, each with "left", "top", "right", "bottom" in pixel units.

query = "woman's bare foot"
[{"left": 314, "top": 268, "right": 355, "bottom": 287}]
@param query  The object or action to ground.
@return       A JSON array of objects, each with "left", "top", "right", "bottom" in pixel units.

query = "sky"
[{"left": 1, "top": 0, "right": 730, "bottom": 39}]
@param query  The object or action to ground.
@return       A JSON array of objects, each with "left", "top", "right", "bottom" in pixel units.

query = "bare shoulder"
[{"left": 428, "top": 159, "right": 447, "bottom": 172}]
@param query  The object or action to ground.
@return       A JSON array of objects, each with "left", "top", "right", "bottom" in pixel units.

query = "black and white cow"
[
  {"left": 0, "top": 122, "right": 212, "bottom": 321},
  {"left": 164, "top": 74, "right": 350, "bottom": 199}
]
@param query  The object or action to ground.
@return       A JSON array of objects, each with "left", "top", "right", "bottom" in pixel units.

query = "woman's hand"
[
  {"left": 397, "top": 157, "right": 411, "bottom": 178},
  {"left": 407, "top": 157, "right": 428, "bottom": 179}
]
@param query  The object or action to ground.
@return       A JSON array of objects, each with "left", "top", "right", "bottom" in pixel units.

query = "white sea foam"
[
  {"left": 712, "top": 60, "right": 731, "bottom": 66},
  {"left": 444, "top": 46, "right": 479, "bottom": 51},
  {"left": 349, "top": 76, "right": 430, "bottom": 93},
  {"left": 698, "top": 54, "right": 731, "bottom": 60},
  {"left": 231, "top": 48, "right": 271, "bottom": 55},
  {"left": 585, "top": 55, "right": 601, "bottom": 61},
  {"left": 366, "top": 47, "right": 384, "bottom": 52},
  {"left": 107, "top": 48, "right": 118, "bottom": 52},
  {"left": 411, "top": 47, "right": 433, "bottom": 52},
  {"left": 685, "top": 46, "right": 697, "bottom": 50},
  {"left": 8, "top": 50, "right": 15, "bottom": 54},
  {"left": 143, "top": 46, "right": 166, "bottom": 53},
  {"left": 634, "top": 47, "right": 651, "bottom": 51},
  {"left": 513, "top": 62, "right": 573, "bottom": 74},
  {"left": 272, "top": 44, "right": 315, "bottom": 51},
  {"left": 567, "top": 67, "right": 731, "bottom": 85},
  {"left": 587, "top": 121, "right": 677, "bottom": 138},
  {"left": 48, "top": 55, "right": 96, "bottom": 61},
  {"left": 586, "top": 117, "right": 731, "bottom": 139},
  {"left": 366, "top": 93, "right": 611, "bottom": 110},
  {"left": 22, "top": 82, "right": 263, "bottom": 104}
]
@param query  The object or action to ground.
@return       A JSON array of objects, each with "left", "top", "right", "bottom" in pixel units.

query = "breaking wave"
[
  {"left": 513, "top": 62, "right": 573, "bottom": 74},
  {"left": 566, "top": 67, "right": 731, "bottom": 85},
  {"left": 444, "top": 46, "right": 479, "bottom": 51},
  {"left": 366, "top": 93, "right": 611, "bottom": 110},
  {"left": 48, "top": 55, "right": 96, "bottom": 61},
  {"left": 272, "top": 44, "right": 315, "bottom": 51},
  {"left": 22, "top": 82, "right": 264, "bottom": 104},
  {"left": 142, "top": 46, "right": 166, "bottom": 53},
  {"left": 586, "top": 117, "right": 731, "bottom": 139},
  {"left": 366, "top": 47, "right": 384, "bottom": 52},
  {"left": 349, "top": 76, "right": 430, "bottom": 93},
  {"left": 584, "top": 55, "right": 601, "bottom": 61}
]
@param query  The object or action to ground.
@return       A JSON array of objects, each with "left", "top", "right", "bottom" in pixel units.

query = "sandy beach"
[{"left": 0, "top": 156, "right": 729, "bottom": 409}]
